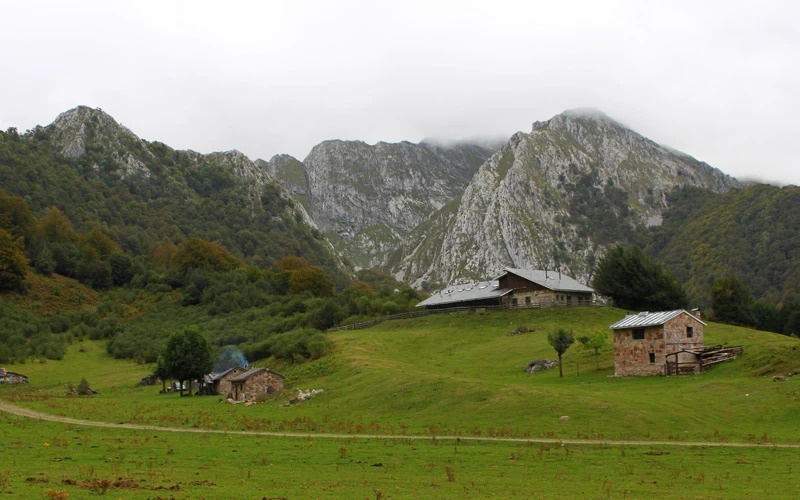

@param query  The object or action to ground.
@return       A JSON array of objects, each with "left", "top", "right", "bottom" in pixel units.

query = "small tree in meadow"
[
  {"left": 547, "top": 328, "right": 575, "bottom": 378},
  {"left": 578, "top": 331, "right": 608, "bottom": 369}
]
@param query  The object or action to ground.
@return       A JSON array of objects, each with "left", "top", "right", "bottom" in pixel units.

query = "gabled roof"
[
  {"left": 204, "top": 366, "right": 244, "bottom": 384},
  {"left": 609, "top": 309, "right": 706, "bottom": 330},
  {"left": 228, "top": 367, "right": 285, "bottom": 383},
  {"left": 213, "top": 361, "right": 244, "bottom": 373},
  {"left": 499, "top": 268, "right": 594, "bottom": 293},
  {"left": 416, "top": 280, "right": 512, "bottom": 308}
]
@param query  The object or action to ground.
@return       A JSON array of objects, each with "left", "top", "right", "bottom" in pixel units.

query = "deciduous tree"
[
  {"left": 174, "top": 238, "right": 242, "bottom": 274},
  {"left": 162, "top": 326, "right": 213, "bottom": 397},
  {"left": 0, "top": 229, "right": 28, "bottom": 292},
  {"left": 547, "top": 328, "right": 575, "bottom": 378},
  {"left": 711, "top": 275, "right": 753, "bottom": 325}
]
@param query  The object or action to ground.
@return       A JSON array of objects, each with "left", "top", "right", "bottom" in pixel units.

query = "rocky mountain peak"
[
  {"left": 390, "top": 109, "right": 741, "bottom": 288},
  {"left": 46, "top": 105, "right": 142, "bottom": 159}
]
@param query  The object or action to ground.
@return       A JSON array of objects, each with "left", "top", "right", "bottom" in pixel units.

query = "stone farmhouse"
[
  {"left": 416, "top": 268, "right": 594, "bottom": 310},
  {"left": 228, "top": 367, "right": 285, "bottom": 402},
  {"left": 609, "top": 310, "right": 706, "bottom": 376}
]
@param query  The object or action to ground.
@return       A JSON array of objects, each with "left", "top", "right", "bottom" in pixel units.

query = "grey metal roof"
[
  {"left": 500, "top": 268, "right": 594, "bottom": 293},
  {"left": 609, "top": 309, "right": 707, "bottom": 330},
  {"left": 416, "top": 280, "right": 512, "bottom": 308},
  {"left": 228, "top": 367, "right": 285, "bottom": 383},
  {"left": 204, "top": 366, "right": 244, "bottom": 384}
]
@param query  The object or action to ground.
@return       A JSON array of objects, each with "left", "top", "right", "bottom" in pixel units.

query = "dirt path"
[{"left": 1, "top": 399, "right": 797, "bottom": 449}]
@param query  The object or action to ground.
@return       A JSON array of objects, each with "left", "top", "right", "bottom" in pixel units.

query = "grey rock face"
[
  {"left": 264, "top": 139, "right": 499, "bottom": 268},
  {"left": 391, "top": 109, "right": 740, "bottom": 288},
  {"left": 45, "top": 106, "right": 155, "bottom": 180}
]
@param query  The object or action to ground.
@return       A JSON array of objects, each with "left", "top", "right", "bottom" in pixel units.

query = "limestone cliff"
[{"left": 390, "top": 109, "right": 740, "bottom": 288}]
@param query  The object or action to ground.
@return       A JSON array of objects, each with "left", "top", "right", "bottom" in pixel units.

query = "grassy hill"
[
  {"left": 2, "top": 306, "right": 800, "bottom": 498},
  {"left": 5, "top": 306, "right": 799, "bottom": 442}
]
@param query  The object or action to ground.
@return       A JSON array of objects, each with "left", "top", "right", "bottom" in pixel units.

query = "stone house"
[
  {"left": 496, "top": 268, "right": 594, "bottom": 307},
  {"left": 228, "top": 367, "right": 286, "bottom": 402},
  {"left": 201, "top": 366, "right": 246, "bottom": 396},
  {"left": 416, "top": 268, "right": 594, "bottom": 309},
  {"left": 609, "top": 310, "right": 705, "bottom": 376}
]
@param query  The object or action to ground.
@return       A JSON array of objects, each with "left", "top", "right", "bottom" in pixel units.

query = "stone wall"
[
  {"left": 503, "top": 290, "right": 592, "bottom": 307},
  {"left": 613, "top": 313, "right": 705, "bottom": 376},
  {"left": 663, "top": 314, "right": 705, "bottom": 369},
  {"left": 231, "top": 370, "right": 285, "bottom": 401},
  {"left": 216, "top": 367, "right": 246, "bottom": 396},
  {"left": 613, "top": 326, "right": 667, "bottom": 376}
]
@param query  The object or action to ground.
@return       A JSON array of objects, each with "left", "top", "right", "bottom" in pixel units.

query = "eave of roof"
[
  {"left": 500, "top": 268, "right": 594, "bottom": 293},
  {"left": 416, "top": 280, "right": 511, "bottom": 308},
  {"left": 228, "top": 367, "right": 286, "bottom": 382}
]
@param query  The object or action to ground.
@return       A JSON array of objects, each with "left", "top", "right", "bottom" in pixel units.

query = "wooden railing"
[
  {"left": 665, "top": 345, "right": 744, "bottom": 376},
  {"left": 700, "top": 345, "right": 744, "bottom": 369}
]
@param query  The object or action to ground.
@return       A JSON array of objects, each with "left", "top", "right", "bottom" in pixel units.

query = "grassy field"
[
  {"left": 2, "top": 306, "right": 800, "bottom": 498},
  {"left": 2, "top": 414, "right": 798, "bottom": 499}
]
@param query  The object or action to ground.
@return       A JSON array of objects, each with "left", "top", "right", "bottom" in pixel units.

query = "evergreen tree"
[{"left": 593, "top": 245, "right": 688, "bottom": 311}]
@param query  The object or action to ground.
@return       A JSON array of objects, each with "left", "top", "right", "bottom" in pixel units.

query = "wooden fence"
[{"left": 665, "top": 344, "right": 744, "bottom": 376}]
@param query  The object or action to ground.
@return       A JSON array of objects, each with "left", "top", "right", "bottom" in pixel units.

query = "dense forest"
[
  {"left": 644, "top": 185, "right": 800, "bottom": 306},
  {"left": 0, "top": 126, "right": 347, "bottom": 284},
  {"left": 0, "top": 126, "right": 423, "bottom": 365}
]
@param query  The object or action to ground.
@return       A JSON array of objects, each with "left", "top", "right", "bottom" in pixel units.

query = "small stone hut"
[
  {"left": 228, "top": 368, "right": 285, "bottom": 402},
  {"left": 609, "top": 310, "right": 705, "bottom": 376},
  {"left": 201, "top": 366, "right": 246, "bottom": 396}
]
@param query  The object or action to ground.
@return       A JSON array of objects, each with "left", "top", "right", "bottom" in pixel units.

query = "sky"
[{"left": 2, "top": 0, "right": 798, "bottom": 185}]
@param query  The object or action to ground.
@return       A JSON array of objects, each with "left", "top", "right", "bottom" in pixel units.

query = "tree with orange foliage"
[
  {"left": 276, "top": 255, "right": 334, "bottom": 296},
  {"left": 174, "top": 238, "right": 242, "bottom": 274}
]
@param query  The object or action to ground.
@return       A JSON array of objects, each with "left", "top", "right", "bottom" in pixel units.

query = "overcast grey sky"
[{"left": 2, "top": 0, "right": 798, "bottom": 185}]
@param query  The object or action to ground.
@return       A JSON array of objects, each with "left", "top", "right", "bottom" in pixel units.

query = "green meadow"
[{"left": 2, "top": 306, "right": 800, "bottom": 498}]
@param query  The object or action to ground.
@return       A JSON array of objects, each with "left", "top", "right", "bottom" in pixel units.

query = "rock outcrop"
[{"left": 263, "top": 139, "right": 500, "bottom": 269}]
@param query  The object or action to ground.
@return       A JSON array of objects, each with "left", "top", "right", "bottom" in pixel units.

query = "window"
[
  {"left": 511, "top": 298, "right": 518, "bottom": 306},
  {"left": 649, "top": 352, "right": 656, "bottom": 364},
  {"left": 525, "top": 296, "right": 531, "bottom": 304},
  {"left": 687, "top": 326, "right": 694, "bottom": 338},
  {"left": 632, "top": 328, "right": 645, "bottom": 340}
]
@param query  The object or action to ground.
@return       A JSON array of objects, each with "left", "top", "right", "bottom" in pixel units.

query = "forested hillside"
[
  {"left": 0, "top": 118, "right": 346, "bottom": 285},
  {"left": 645, "top": 185, "right": 800, "bottom": 306},
  {"left": 0, "top": 109, "right": 425, "bottom": 365}
]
